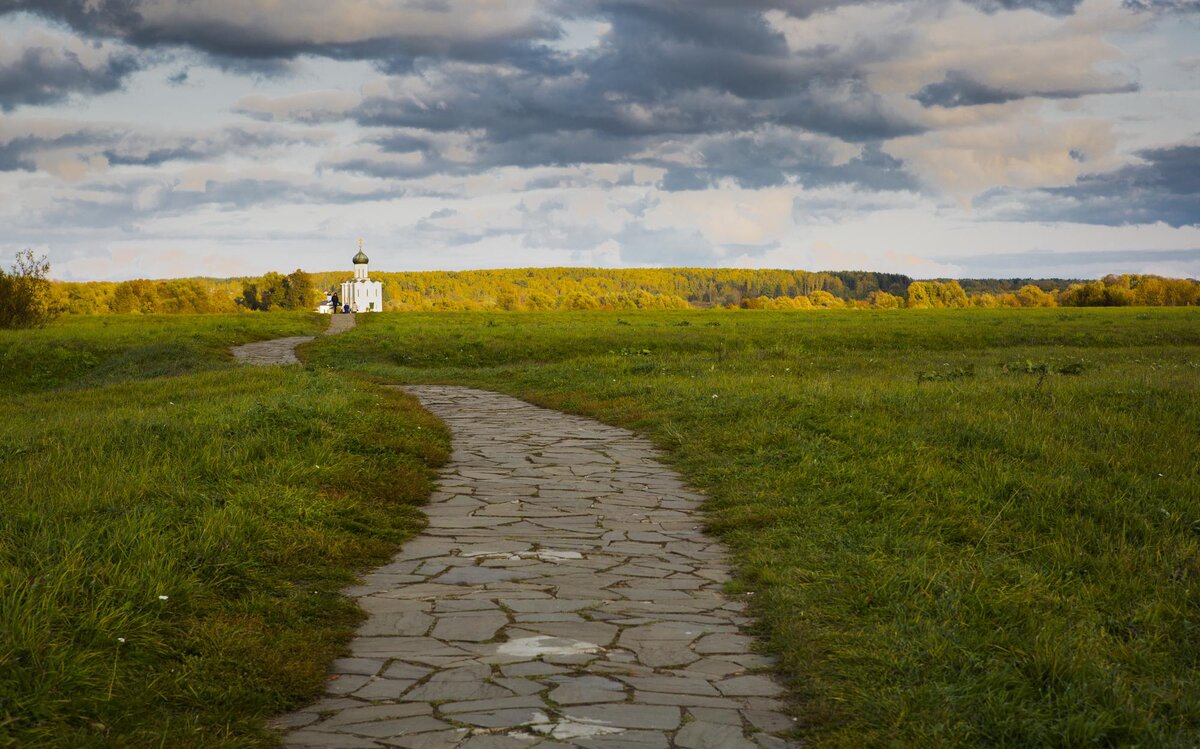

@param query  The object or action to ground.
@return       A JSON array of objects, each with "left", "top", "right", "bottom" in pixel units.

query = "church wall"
[
  {"left": 323, "top": 243, "right": 384, "bottom": 312},
  {"left": 338, "top": 279, "right": 384, "bottom": 312}
]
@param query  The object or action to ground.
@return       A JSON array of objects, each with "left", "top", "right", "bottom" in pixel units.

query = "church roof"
[{"left": 353, "top": 249, "right": 369, "bottom": 264}]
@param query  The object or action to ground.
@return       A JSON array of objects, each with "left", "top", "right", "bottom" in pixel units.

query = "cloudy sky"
[{"left": 1, "top": 0, "right": 1198, "bottom": 281}]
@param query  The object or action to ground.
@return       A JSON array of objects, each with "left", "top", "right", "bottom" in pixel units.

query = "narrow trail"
[
  {"left": 231, "top": 312, "right": 356, "bottom": 365},
  {"left": 228, "top": 320, "right": 797, "bottom": 747},
  {"left": 275, "top": 386, "right": 798, "bottom": 749}
]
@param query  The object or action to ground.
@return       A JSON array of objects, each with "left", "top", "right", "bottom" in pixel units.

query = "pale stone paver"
[
  {"left": 231, "top": 312, "right": 356, "bottom": 365},
  {"left": 276, "top": 385, "right": 799, "bottom": 748}
]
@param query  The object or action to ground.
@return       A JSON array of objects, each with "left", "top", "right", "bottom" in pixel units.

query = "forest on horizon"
[{"left": 43, "top": 266, "right": 1200, "bottom": 315}]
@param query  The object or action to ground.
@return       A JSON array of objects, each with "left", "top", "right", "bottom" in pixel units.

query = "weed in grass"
[
  {"left": 1001, "top": 359, "right": 1089, "bottom": 377},
  {"left": 916, "top": 363, "right": 976, "bottom": 383}
]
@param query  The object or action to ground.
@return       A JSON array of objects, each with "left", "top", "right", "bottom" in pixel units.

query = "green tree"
[
  {"left": 282, "top": 269, "right": 317, "bottom": 310},
  {"left": 238, "top": 272, "right": 286, "bottom": 311},
  {"left": 239, "top": 270, "right": 316, "bottom": 311},
  {"left": 0, "top": 249, "right": 60, "bottom": 328},
  {"left": 156, "top": 279, "right": 219, "bottom": 313},
  {"left": 110, "top": 280, "right": 161, "bottom": 314}
]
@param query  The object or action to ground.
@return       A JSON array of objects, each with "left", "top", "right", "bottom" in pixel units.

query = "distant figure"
[
  {"left": 331, "top": 292, "right": 340, "bottom": 312},
  {"left": 343, "top": 303, "right": 350, "bottom": 313}
]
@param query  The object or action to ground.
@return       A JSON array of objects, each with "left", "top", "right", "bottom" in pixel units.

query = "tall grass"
[
  {"left": 0, "top": 315, "right": 449, "bottom": 747},
  {"left": 307, "top": 307, "right": 1200, "bottom": 747}
]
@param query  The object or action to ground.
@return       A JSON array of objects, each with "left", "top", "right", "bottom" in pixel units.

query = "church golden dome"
[{"left": 352, "top": 238, "right": 369, "bottom": 265}]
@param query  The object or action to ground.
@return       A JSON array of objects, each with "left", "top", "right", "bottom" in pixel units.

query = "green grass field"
[
  {"left": 304, "top": 308, "right": 1200, "bottom": 747},
  {"left": 5, "top": 308, "right": 1198, "bottom": 747},
  {"left": 0, "top": 315, "right": 449, "bottom": 747},
  {"left": 0, "top": 313, "right": 321, "bottom": 395}
]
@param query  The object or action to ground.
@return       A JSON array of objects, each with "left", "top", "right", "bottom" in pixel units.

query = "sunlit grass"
[
  {"left": 0, "top": 315, "right": 449, "bottom": 747},
  {"left": 0, "top": 312, "right": 321, "bottom": 394},
  {"left": 307, "top": 307, "right": 1200, "bottom": 748}
]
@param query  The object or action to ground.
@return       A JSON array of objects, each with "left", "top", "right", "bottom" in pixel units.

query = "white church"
[{"left": 321, "top": 240, "right": 383, "bottom": 313}]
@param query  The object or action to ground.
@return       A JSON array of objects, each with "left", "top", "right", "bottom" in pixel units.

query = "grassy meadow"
[
  {"left": 0, "top": 314, "right": 321, "bottom": 394},
  {"left": 0, "top": 314, "right": 449, "bottom": 747},
  {"left": 4, "top": 307, "right": 1198, "bottom": 747},
  {"left": 304, "top": 307, "right": 1200, "bottom": 748}
]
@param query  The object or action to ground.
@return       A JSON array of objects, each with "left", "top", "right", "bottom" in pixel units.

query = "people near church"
[
  {"left": 339, "top": 239, "right": 384, "bottom": 313},
  {"left": 317, "top": 240, "right": 385, "bottom": 313}
]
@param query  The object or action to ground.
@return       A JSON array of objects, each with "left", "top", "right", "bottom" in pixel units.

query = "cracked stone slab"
[
  {"left": 430, "top": 610, "right": 508, "bottom": 642},
  {"left": 676, "top": 721, "right": 759, "bottom": 749},
  {"left": 276, "top": 385, "right": 798, "bottom": 748}
]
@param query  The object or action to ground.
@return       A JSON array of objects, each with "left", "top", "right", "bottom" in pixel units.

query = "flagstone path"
[
  {"left": 273, "top": 385, "right": 799, "bottom": 749},
  {"left": 231, "top": 312, "right": 356, "bottom": 365},
  {"left": 230, "top": 323, "right": 798, "bottom": 747}
]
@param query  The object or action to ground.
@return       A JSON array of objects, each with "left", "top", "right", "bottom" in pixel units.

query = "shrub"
[
  {"left": 1017, "top": 284, "right": 1058, "bottom": 307},
  {"left": 1059, "top": 279, "right": 1135, "bottom": 307},
  {"left": 867, "top": 291, "right": 904, "bottom": 309},
  {"left": 808, "top": 289, "right": 844, "bottom": 308},
  {"left": 0, "top": 250, "right": 60, "bottom": 329},
  {"left": 907, "top": 280, "right": 969, "bottom": 308}
]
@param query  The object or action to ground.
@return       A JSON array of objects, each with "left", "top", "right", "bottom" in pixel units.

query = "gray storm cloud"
[
  {"left": 6, "top": 0, "right": 558, "bottom": 70},
  {"left": 980, "top": 145, "right": 1200, "bottom": 227},
  {"left": 0, "top": 28, "right": 141, "bottom": 110},
  {"left": 0, "top": 0, "right": 1196, "bottom": 281}
]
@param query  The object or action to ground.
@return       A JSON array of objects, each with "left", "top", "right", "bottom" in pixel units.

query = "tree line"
[
  {"left": 4, "top": 257, "right": 1197, "bottom": 328},
  {"left": 901, "top": 275, "right": 1200, "bottom": 309},
  {"left": 44, "top": 270, "right": 318, "bottom": 316},
  {"left": 303, "top": 268, "right": 914, "bottom": 311}
]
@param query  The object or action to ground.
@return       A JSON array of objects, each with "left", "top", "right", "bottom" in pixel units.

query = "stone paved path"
[
  {"left": 231, "top": 312, "right": 356, "bottom": 365},
  {"left": 275, "top": 385, "right": 798, "bottom": 749}
]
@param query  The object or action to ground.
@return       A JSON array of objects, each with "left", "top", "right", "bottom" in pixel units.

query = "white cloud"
[
  {"left": 644, "top": 186, "right": 798, "bottom": 247},
  {"left": 884, "top": 116, "right": 1120, "bottom": 199}
]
